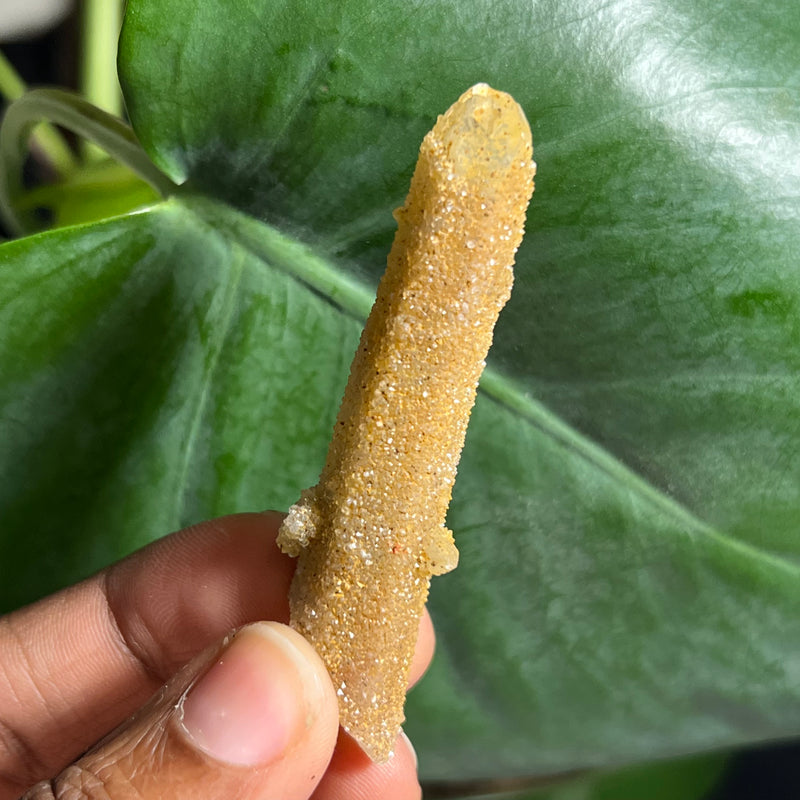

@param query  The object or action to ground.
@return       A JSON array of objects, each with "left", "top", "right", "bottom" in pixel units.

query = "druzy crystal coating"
[{"left": 278, "top": 83, "right": 535, "bottom": 761}]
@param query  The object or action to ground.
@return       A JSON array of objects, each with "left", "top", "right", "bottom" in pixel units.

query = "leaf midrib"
[
  {"left": 169, "top": 209, "right": 246, "bottom": 527},
  {"left": 176, "top": 193, "right": 800, "bottom": 580}
]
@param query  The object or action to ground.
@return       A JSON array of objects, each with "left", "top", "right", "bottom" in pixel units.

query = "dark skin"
[{"left": 0, "top": 512, "right": 434, "bottom": 800}]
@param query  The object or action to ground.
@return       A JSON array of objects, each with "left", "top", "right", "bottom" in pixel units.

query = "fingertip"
[
  {"left": 310, "top": 728, "right": 421, "bottom": 800},
  {"left": 398, "top": 730, "right": 418, "bottom": 770},
  {"left": 408, "top": 609, "right": 435, "bottom": 688}
]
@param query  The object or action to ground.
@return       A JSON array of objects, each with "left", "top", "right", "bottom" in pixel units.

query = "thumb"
[{"left": 23, "top": 622, "right": 339, "bottom": 800}]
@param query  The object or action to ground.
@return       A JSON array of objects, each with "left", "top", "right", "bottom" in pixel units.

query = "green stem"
[
  {"left": 0, "top": 50, "right": 77, "bottom": 177},
  {"left": 80, "top": 0, "right": 123, "bottom": 162},
  {"left": 0, "top": 88, "right": 178, "bottom": 236},
  {"left": 0, "top": 49, "right": 26, "bottom": 100}
]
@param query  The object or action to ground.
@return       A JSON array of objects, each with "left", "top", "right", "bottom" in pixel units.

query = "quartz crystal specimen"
[{"left": 278, "top": 83, "right": 535, "bottom": 761}]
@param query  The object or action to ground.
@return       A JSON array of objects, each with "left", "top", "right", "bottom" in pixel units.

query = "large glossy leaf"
[
  {"left": 3, "top": 193, "right": 799, "bottom": 785},
  {"left": 120, "top": 0, "right": 800, "bottom": 560},
  {"left": 0, "top": 201, "right": 356, "bottom": 607},
  {"left": 1, "top": 0, "right": 799, "bottom": 789}
]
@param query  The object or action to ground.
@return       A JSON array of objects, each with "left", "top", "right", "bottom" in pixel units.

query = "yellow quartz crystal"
[{"left": 277, "top": 83, "right": 535, "bottom": 761}]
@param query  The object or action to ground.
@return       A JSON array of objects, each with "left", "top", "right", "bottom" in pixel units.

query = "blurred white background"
[{"left": 0, "top": 0, "right": 74, "bottom": 42}]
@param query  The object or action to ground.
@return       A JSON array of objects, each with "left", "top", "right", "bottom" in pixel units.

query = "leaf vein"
[
  {"left": 181, "top": 195, "right": 800, "bottom": 579},
  {"left": 172, "top": 236, "right": 244, "bottom": 526}
]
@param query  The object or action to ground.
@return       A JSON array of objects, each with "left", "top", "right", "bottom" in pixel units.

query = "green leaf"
[
  {"left": 3, "top": 194, "right": 798, "bottom": 781},
  {"left": 587, "top": 755, "right": 727, "bottom": 800},
  {"left": 0, "top": 201, "right": 354, "bottom": 608},
  {"left": 2, "top": 0, "right": 799, "bottom": 788},
  {"left": 119, "top": 0, "right": 800, "bottom": 560},
  {"left": 505, "top": 753, "right": 727, "bottom": 800},
  {"left": 18, "top": 160, "right": 159, "bottom": 228}
]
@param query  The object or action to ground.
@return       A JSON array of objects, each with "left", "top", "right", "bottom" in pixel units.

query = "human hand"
[{"left": 0, "top": 512, "right": 434, "bottom": 799}]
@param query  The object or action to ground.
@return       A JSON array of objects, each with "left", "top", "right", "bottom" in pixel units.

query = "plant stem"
[
  {"left": 81, "top": 0, "right": 124, "bottom": 162},
  {"left": 0, "top": 49, "right": 77, "bottom": 177},
  {"left": 0, "top": 50, "right": 25, "bottom": 100},
  {"left": 81, "top": 0, "right": 123, "bottom": 115},
  {"left": 0, "top": 88, "right": 178, "bottom": 236}
]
